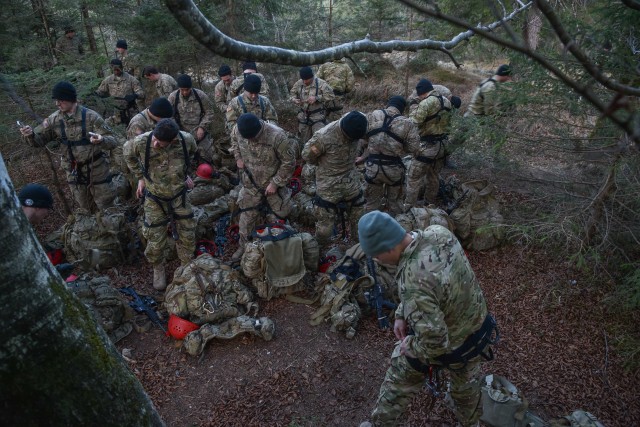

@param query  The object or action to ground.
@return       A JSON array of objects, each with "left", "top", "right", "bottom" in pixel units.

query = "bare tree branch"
[
  {"left": 163, "top": 0, "right": 530, "bottom": 66},
  {"left": 396, "top": 0, "right": 640, "bottom": 143},
  {"left": 534, "top": 0, "right": 640, "bottom": 97}
]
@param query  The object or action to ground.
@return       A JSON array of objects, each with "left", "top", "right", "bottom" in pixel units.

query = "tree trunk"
[
  {"left": 31, "top": 0, "right": 57, "bottom": 66},
  {"left": 523, "top": 4, "right": 543, "bottom": 51},
  {"left": 0, "top": 154, "right": 164, "bottom": 426},
  {"left": 81, "top": 2, "right": 98, "bottom": 54}
]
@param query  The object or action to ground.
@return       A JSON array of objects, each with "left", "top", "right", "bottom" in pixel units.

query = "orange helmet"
[{"left": 196, "top": 163, "right": 214, "bottom": 179}]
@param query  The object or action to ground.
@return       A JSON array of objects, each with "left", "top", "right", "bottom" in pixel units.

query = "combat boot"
[
  {"left": 153, "top": 264, "right": 166, "bottom": 290},
  {"left": 230, "top": 245, "right": 244, "bottom": 263}
]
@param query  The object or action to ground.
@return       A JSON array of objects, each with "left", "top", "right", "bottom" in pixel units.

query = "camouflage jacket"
[
  {"left": 214, "top": 78, "right": 236, "bottom": 113},
  {"left": 466, "top": 78, "right": 510, "bottom": 116},
  {"left": 115, "top": 51, "right": 140, "bottom": 77},
  {"left": 226, "top": 93, "right": 278, "bottom": 133},
  {"left": 126, "top": 109, "right": 156, "bottom": 140},
  {"left": 290, "top": 77, "right": 335, "bottom": 122},
  {"left": 410, "top": 91, "right": 452, "bottom": 138},
  {"left": 167, "top": 88, "right": 214, "bottom": 135},
  {"left": 395, "top": 226, "right": 488, "bottom": 363},
  {"left": 230, "top": 122, "right": 298, "bottom": 190},
  {"left": 364, "top": 106, "right": 421, "bottom": 158},
  {"left": 301, "top": 120, "right": 360, "bottom": 201},
  {"left": 408, "top": 85, "right": 451, "bottom": 113},
  {"left": 97, "top": 72, "right": 144, "bottom": 100},
  {"left": 316, "top": 60, "right": 355, "bottom": 95},
  {"left": 30, "top": 105, "right": 117, "bottom": 164},
  {"left": 124, "top": 130, "right": 197, "bottom": 198},
  {"left": 230, "top": 72, "right": 269, "bottom": 97},
  {"left": 55, "top": 35, "right": 83, "bottom": 60},
  {"left": 154, "top": 74, "right": 178, "bottom": 99}
]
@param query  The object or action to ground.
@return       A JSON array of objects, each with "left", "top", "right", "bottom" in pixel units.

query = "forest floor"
[{"left": 24, "top": 63, "right": 640, "bottom": 427}]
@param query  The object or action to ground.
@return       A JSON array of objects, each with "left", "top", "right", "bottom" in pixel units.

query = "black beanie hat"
[
  {"left": 451, "top": 96, "right": 462, "bottom": 109},
  {"left": 340, "top": 111, "right": 368, "bottom": 140},
  {"left": 496, "top": 64, "right": 512, "bottom": 76},
  {"left": 218, "top": 64, "right": 232, "bottom": 77},
  {"left": 153, "top": 118, "right": 180, "bottom": 142},
  {"left": 110, "top": 59, "right": 123, "bottom": 68},
  {"left": 242, "top": 61, "right": 257, "bottom": 71},
  {"left": 416, "top": 79, "right": 434, "bottom": 96},
  {"left": 237, "top": 113, "right": 262, "bottom": 139},
  {"left": 299, "top": 66, "right": 314, "bottom": 80},
  {"left": 19, "top": 184, "right": 53, "bottom": 209},
  {"left": 243, "top": 74, "right": 262, "bottom": 94},
  {"left": 116, "top": 39, "right": 128, "bottom": 49},
  {"left": 51, "top": 81, "right": 77, "bottom": 102},
  {"left": 176, "top": 74, "right": 192, "bottom": 88},
  {"left": 149, "top": 98, "right": 174, "bottom": 118},
  {"left": 387, "top": 96, "right": 407, "bottom": 113}
]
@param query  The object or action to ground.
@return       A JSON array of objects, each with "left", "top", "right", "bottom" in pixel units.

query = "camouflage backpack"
[
  {"left": 241, "top": 224, "right": 319, "bottom": 300},
  {"left": 188, "top": 176, "right": 226, "bottom": 206},
  {"left": 309, "top": 243, "right": 398, "bottom": 338},
  {"left": 395, "top": 206, "right": 454, "bottom": 232},
  {"left": 549, "top": 411, "right": 605, "bottom": 427},
  {"left": 480, "top": 374, "right": 546, "bottom": 427},
  {"left": 192, "top": 196, "right": 231, "bottom": 240},
  {"left": 66, "top": 274, "right": 133, "bottom": 344},
  {"left": 164, "top": 253, "right": 256, "bottom": 325},
  {"left": 62, "top": 208, "right": 131, "bottom": 270},
  {"left": 290, "top": 191, "right": 316, "bottom": 226},
  {"left": 445, "top": 177, "right": 505, "bottom": 251}
]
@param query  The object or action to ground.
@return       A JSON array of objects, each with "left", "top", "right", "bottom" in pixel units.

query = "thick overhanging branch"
[
  {"left": 621, "top": 0, "right": 640, "bottom": 11},
  {"left": 163, "top": 0, "right": 528, "bottom": 66},
  {"left": 396, "top": 0, "right": 640, "bottom": 144},
  {"left": 535, "top": 0, "right": 640, "bottom": 97}
]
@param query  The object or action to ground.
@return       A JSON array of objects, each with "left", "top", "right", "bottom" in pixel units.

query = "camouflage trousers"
[
  {"left": 404, "top": 156, "right": 445, "bottom": 208},
  {"left": 298, "top": 112, "right": 327, "bottom": 145},
  {"left": 237, "top": 186, "right": 292, "bottom": 246},
  {"left": 195, "top": 135, "right": 215, "bottom": 166},
  {"left": 314, "top": 191, "right": 365, "bottom": 249},
  {"left": 64, "top": 156, "right": 116, "bottom": 214},
  {"left": 371, "top": 351, "right": 483, "bottom": 427},
  {"left": 325, "top": 95, "right": 345, "bottom": 122},
  {"left": 141, "top": 194, "right": 195, "bottom": 265},
  {"left": 364, "top": 162, "right": 405, "bottom": 216}
]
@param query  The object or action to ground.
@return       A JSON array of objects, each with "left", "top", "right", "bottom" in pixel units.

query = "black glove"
[{"left": 124, "top": 94, "right": 138, "bottom": 103}]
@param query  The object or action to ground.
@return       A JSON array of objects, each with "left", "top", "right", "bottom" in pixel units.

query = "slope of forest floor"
[{"left": 21, "top": 63, "right": 639, "bottom": 427}]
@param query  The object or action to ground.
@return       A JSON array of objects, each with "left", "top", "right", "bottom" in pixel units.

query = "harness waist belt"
[
  {"left": 435, "top": 314, "right": 498, "bottom": 367},
  {"left": 420, "top": 134, "right": 448, "bottom": 143},
  {"left": 367, "top": 153, "right": 403, "bottom": 166}
]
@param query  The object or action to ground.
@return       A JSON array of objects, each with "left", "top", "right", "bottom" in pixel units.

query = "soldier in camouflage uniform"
[
  {"left": 317, "top": 58, "right": 355, "bottom": 121},
  {"left": 405, "top": 79, "right": 453, "bottom": 209},
  {"left": 168, "top": 74, "right": 215, "bottom": 166},
  {"left": 301, "top": 111, "right": 368, "bottom": 249},
  {"left": 229, "top": 61, "right": 269, "bottom": 98},
  {"left": 226, "top": 74, "right": 278, "bottom": 133},
  {"left": 229, "top": 113, "right": 298, "bottom": 261},
  {"left": 55, "top": 27, "right": 83, "bottom": 64},
  {"left": 214, "top": 64, "right": 236, "bottom": 114},
  {"left": 408, "top": 83, "right": 452, "bottom": 114},
  {"left": 114, "top": 39, "right": 140, "bottom": 79},
  {"left": 358, "top": 211, "right": 495, "bottom": 427},
  {"left": 142, "top": 66, "right": 178, "bottom": 102},
  {"left": 126, "top": 97, "right": 174, "bottom": 140},
  {"left": 95, "top": 59, "right": 145, "bottom": 127},
  {"left": 290, "top": 66, "right": 336, "bottom": 144},
  {"left": 124, "top": 119, "right": 197, "bottom": 290},
  {"left": 20, "top": 81, "right": 116, "bottom": 214},
  {"left": 361, "top": 96, "right": 420, "bottom": 216},
  {"left": 465, "top": 64, "right": 513, "bottom": 117}
]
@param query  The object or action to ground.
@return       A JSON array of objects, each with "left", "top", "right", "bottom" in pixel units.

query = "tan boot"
[{"left": 153, "top": 264, "right": 166, "bottom": 290}]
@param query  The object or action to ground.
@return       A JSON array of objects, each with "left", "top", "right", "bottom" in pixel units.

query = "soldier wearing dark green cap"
[
  {"left": 290, "top": 66, "right": 336, "bottom": 144},
  {"left": 301, "top": 111, "right": 368, "bottom": 249},
  {"left": 124, "top": 118, "right": 197, "bottom": 290},
  {"left": 225, "top": 74, "right": 278, "bottom": 134},
  {"left": 19, "top": 81, "right": 117, "bottom": 213},
  {"left": 55, "top": 26, "right": 83, "bottom": 64},
  {"left": 465, "top": 64, "right": 513, "bottom": 117},
  {"left": 19, "top": 184, "right": 53, "bottom": 225},
  {"left": 357, "top": 211, "right": 496, "bottom": 427}
]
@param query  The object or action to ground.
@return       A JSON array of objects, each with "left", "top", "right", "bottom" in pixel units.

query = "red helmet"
[
  {"left": 196, "top": 163, "right": 214, "bottom": 179},
  {"left": 166, "top": 314, "right": 199, "bottom": 340}
]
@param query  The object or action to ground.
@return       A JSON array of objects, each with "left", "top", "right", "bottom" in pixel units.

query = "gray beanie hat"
[{"left": 358, "top": 211, "right": 406, "bottom": 257}]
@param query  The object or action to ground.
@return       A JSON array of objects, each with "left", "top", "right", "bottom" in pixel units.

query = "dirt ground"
[
  {"left": 109, "top": 237, "right": 640, "bottom": 427},
  {"left": 17, "top": 64, "right": 639, "bottom": 427}
]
